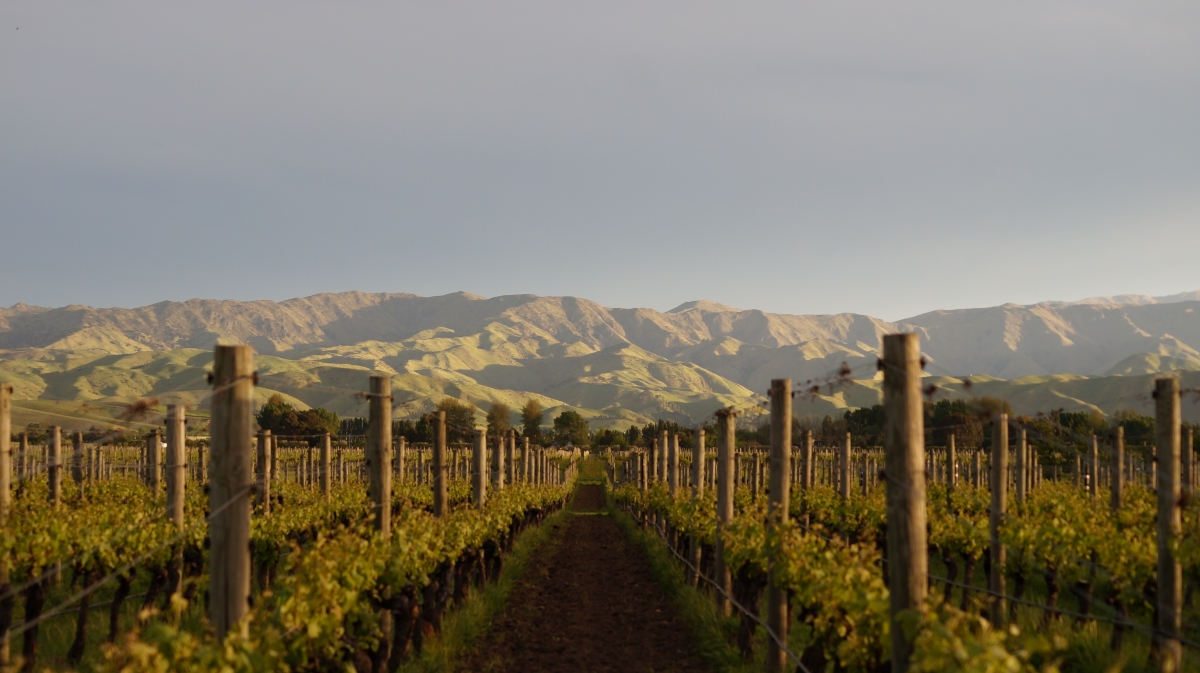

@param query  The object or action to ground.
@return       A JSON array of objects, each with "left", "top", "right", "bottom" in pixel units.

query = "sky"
[{"left": 2, "top": 1, "right": 1198, "bottom": 321}]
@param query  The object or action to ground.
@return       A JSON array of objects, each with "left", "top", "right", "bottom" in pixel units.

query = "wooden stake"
[
  {"left": 209, "top": 344, "right": 253, "bottom": 639},
  {"left": 368, "top": 375, "right": 392, "bottom": 537},
  {"left": 71, "top": 431, "right": 84, "bottom": 485},
  {"left": 1111, "top": 426, "right": 1124, "bottom": 512},
  {"left": 256, "top": 430, "right": 272, "bottom": 514},
  {"left": 147, "top": 429, "right": 162, "bottom": 493},
  {"left": 320, "top": 433, "right": 332, "bottom": 497},
  {"left": 1015, "top": 427, "right": 1026, "bottom": 504},
  {"left": 947, "top": 432, "right": 957, "bottom": 492},
  {"left": 767, "top": 380, "right": 791, "bottom": 673},
  {"left": 715, "top": 408, "right": 736, "bottom": 617},
  {"left": 841, "top": 432, "right": 852, "bottom": 500},
  {"left": 668, "top": 433, "right": 679, "bottom": 496},
  {"left": 491, "top": 434, "right": 504, "bottom": 491},
  {"left": 433, "top": 411, "right": 447, "bottom": 517},
  {"left": 989, "top": 414, "right": 1008, "bottom": 628},
  {"left": 473, "top": 429, "right": 487, "bottom": 508},
  {"left": 883, "top": 334, "right": 927, "bottom": 672},
  {"left": 1088, "top": 434, "right": 1099, "bottom": 500},
  {"left": 166, "top": 405, "right": 186, "bottom": 528},
  {"left": 1154, "top": 378, "right": 1182, "bottom": 672},
  {"left": 1183, "top": 426, "right": 1193, "bottom": 496},
  {"left": 48, "top": 426, "right": 62, "bottom": 505}
]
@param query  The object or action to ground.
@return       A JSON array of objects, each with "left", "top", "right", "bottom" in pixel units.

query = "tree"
[
  {"left": 552, "top": 410, "right": 589, "bottom": 447},
  {"left": 486, "top": 401, "right": 512, "bottom": 437},
  {"left": 520, "top": 399, "right": 544, "bottom": 443},
  {"left": 435, "top": 398, "right": 477, "bottom": 442},
  {"left": 257, "top": 393, "right": 338, "bottom": 445},
  {"left": 625, "top": 424, "right": 641, "bottom": 446}
]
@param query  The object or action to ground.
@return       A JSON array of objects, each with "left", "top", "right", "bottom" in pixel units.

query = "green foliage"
[
  {"left": 486, "top": 401, "right": 512, "bottom": 437},
  {"left": 552, "top": 410, "right": 589, "bottom": 446},
  {"left": 256, "top": 393, "right": 339, "bottom": 442},
  {"left": 591, "top": 427, "right": 629, "bottom": 449},
  {"left": 435, "top": 397, "right": 477, "bottom": 442},
  {"left": 520, "top": 399, "right": 543, "bottom": 443},
  {"left": 844, "top": 404, "right": 884, "bottom": 445}
]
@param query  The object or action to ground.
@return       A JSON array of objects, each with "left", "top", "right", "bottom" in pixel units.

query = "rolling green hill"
[{"left": 3, "top": 290, "right": 1199, "bottom": 433}]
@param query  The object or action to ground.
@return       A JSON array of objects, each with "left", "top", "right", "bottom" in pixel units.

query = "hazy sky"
[{"left": 3, "top": 2, "right": 1198, "bottom": 320}]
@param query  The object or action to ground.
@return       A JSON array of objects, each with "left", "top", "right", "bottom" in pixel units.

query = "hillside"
[{"left": 2, "top": 290, "right": 1199, "bottom": 432}]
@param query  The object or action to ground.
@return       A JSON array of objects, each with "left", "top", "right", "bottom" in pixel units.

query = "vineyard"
[{"left": 0, "top": 334, "right": 1198, "bottom": 672}]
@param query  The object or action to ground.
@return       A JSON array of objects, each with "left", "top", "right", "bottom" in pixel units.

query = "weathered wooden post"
[
  {"left": 256, "top": 429, "right": 272, "bottom": 514},
  {"left": 668, "top": 433, "right": 679, "bottom": 496},
  {"left": 48, "top": 426, "right": 62, "bottom": 505},
  {"left": 1154, "top": 378, "right": 1182, "bottom": 672},
  {"left": 17, "top": 432, "right": 26, "bottom": 483},
  {"left": 209, "top": 344, "right": 254, "bottom": 638},
  {"left": 146, "top": 428, "right": 162, "bottom": 493},
  {"left": 715, "top": 408, "right": 735, "bottom": 617},
  {"left": 882, "top": 334, "right": 927, "bottom": 672},
  {"left": 166, "top": 404, "right": 186, "bottom": 527},
  {"left": 505, "top": 429, "right": 515, "bottom": 486},
  {"left": 433, "top": 411, "right": 447, "bottom": 517},
  {"left": 659, "top": 429, "right": 668, "bottom": 483},
  {"left": 71, "top": 431, "right": 84, "bottom": 485},
  {"left": 840, "top": 432, "right": 852, "bottom": 500},
  {"left": 521, "top": 436, "right": 530, "bottom": 483},
  {"left": 1111, "top": 426, "right": 1124, "bottom": 512},
  {"left": 648, "top": 437, "right": 658, "bottom": 483},
  {"left": 491, "top": 434, "right": 504, "bottom": 491},
  {"left": 947, "top": 432, "right": 957, "bottom": 491},
  {"left": 989, "top": 414, "right": 1008, "bottom": 628},
  {"left": 396, "top": 437, "right": 406, "bottom": 484},
  {"left": 1184, "top": 426, "right": 1193, "bottom": 496},
  {"left": 766, "top": 380, "right": 792, "bottom": 673},
  {"left": 689, "top": 426, "right": 705, "bottom": 585},
  {"left": 320, "top": 433, "right": 332, "bottom": 498},
  {"left": 1014, "top": 427, "right": 1026, "bottom": 504},
  {"left": 802, "top": 429, "right": 813, "bottom": 490},
  {"left": 368, "top": 375, "right": 393, "bottom": 536},
  {"left": 473, "top": 428, "right": 487, "bottom": 508},
  {"left": 1088, "top": 434, "right": 1099, "bottom": 500}
]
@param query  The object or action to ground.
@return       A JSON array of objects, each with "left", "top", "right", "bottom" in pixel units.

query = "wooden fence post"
[
  {"left": 209, "top": 344, "right": 254, "bottom": 638},
  {"left": 48, "top": 426, "right": 62, "bottom": 505},
  {"left": 1015, "top": 427, "right": 1026, "bottom": 504},
  {"left": 491, "top": 434, "right": 504, "bottom": 491},
  {"left": 17, "top": 433, "right": 26, "bottom": 483},
  {"left": 989, "top": 414, "right": 1008, "bottom": 628},
  {"left": 433, "top": 411, "right": 447, "bottom": 517},
  {"left": 147, "top": 429, "right": 162, "bottom": 493},
  {"left": 71, "top": 431, "right": 84, "bottom": 485},
  {"left": 945, "top": 432, "right": 955, "bottom": 492},
  {"left": 1184, "top": 426, "right": 1193, "bottom": 496},
  {"left": 659, "top": 429, "right": 668, "bottom": 484},
  {"left": 668, "top": 433, "right": 679, "bottom": 496},
  {"left": 1088, "top": 434, "right": 1099, "bottom": 500},
  {"left": 1111, "top": 426, "right": 1124, "bottom": 512},
  {"left": 0, "top": 384, "right": 10, "bottom": 667},
  {"left": 320, "top": 433, "right": 332, "bottom": 497},
  {"left": 841, "top": 432, "right": 852, "bottom": 500},
  {"left": 883, "top": 334, "right": 927, "bottom": 672},
  {"left": 368, "top": 374, "right": 392, "bottom": 537},
  {"left": 689, "top": 426, "right": 705, "bottom": 586},
  {"left": 522, "top": 437, "right": 530, "bottom": 483},
  {"left": 256, "top": 430, "right": 272, "bottom": 514},
  {"left": 166, "top": 404, "right": 186, "bottom": 528},
  {"left": 505, "top": 429, "right": 515, "bottom": 486},
  {"left": 473, "top": 429, "right": 487, "bottom": 508},
  {"left": 1154, "top": 377, "right": 1182, "bottom": 672},
  {"left": 396, "top": 437, "right": 406, "bottom": 484},
  {"left": 767, "top": 380, "right": 792, "bottom": 673},
  {"left": 714, "top": 408, "right": 736, "bottom": 617}
]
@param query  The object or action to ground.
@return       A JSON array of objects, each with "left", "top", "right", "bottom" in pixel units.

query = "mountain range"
[{"left": 2, "top": 290, "right": 1199, "bottom": 432}]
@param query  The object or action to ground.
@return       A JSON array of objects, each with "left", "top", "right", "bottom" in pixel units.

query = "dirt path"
[{"left": 461, "top": 484, "right": 707, "bottom": 672}]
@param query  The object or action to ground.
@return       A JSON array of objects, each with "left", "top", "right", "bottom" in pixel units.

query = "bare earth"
[{"left": 461, "top": 484, "right": 707, "bottom": 672}]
